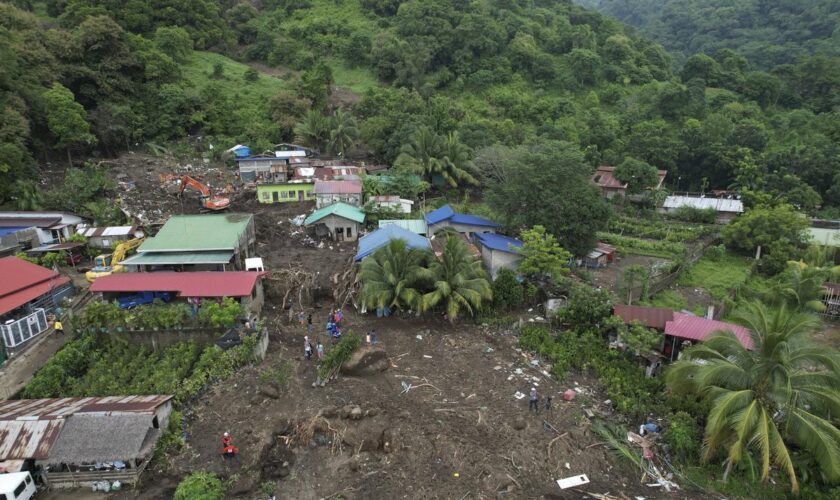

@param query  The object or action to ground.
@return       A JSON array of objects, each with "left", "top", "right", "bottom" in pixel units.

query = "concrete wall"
[
  {"left": 481, "top": 247, "right": 522, "bottom": 279},
  {"left": 316, "top": 193, "right": 362, "bottom": 208},
  {"left": 313, "top": 214, "right": 360, "bottom": 241},
  {"left": 257, "top": 184, "right": 315, "bottom": 204}
]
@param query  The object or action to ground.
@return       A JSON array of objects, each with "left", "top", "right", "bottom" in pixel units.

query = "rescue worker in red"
[
  {"left": 222, "top": 444, "right": 239, "bottom": 462},
  {"left": 221, "top": 432, "right": 232, "bottom": 447}
]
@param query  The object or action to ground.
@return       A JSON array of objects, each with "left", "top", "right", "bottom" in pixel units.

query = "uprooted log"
[
  {"left": 265, "top": 266, "right": 316, "bottom": 310},
  {"left": 332, "top": 256, "right": 359, "bottom": 310}
]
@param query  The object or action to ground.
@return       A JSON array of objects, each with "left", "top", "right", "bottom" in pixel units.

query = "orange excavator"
[{"left": 179, "top": 175, "right": 231, "bottom": 211}]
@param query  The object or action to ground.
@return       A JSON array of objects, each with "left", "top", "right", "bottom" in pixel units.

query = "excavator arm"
[{"left": 178, "top": 175, "right": 230, "bottom": 211}]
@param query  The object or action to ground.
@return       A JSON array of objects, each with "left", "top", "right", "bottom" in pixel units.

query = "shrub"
[
  {"left": 174, "top": 472, "right": 224, "bottom": 500},
  {"left": 198, "top": 297, "right": 241, "bottom": 327},
  {"left": 492, "top": 268, "right": 524, "bottom": 309},
  {"left": 669, "top": 206, "right": 717, "bottom": 224},
  {"left": 40, "top": 251, "right": 67, "bottom": 268},
  {"left": 319, "top": 333, "right": 362, "bottom": 379},
  {"left": 705, "top": 244, "right": 725, "bottom": 261},
  {"left": 665, "top": 411, "right": 701, "bottom": 462},
  {"left": 557, "top": 284, "right": 613, "bottom": 328}
]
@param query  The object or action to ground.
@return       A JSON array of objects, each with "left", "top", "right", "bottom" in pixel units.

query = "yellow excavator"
[{"left": 85, "top": 238, "right": 145, "bottom": 282}]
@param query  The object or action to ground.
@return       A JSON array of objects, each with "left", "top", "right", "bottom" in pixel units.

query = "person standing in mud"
[
  {"left": 307, "top": 313, "right": 313, "bottom": 333},
  {"left": 304, "top": 336, "right": 313, "bottom": 360},
  {"left": 529, "top": 387, "right": 539, "bottom": 413}
]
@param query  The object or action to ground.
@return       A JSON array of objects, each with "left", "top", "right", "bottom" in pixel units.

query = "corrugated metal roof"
[
  {"left": 425, "top": 204, "right": 455, "bottom": 225},
  {"left": 355, "top": 225, "right": 431, "bottom": 261},
  {"left": 664, "top": 313, "right": 753, "bottom": 349},
  {"left": 121, "top": 251, "right": 233, "bottom": 266},
  {"left": 0, "top": 257, "right": 71, "bottom": 316},
  {"left": 26, "top": 242, "right": 85, "bottom": 254},
  {"left": 613, "top": 305, "right": 674, "bottom": 330},
  {"left": 425, "top": 204, "right": 500, "bottom": 228},
  {"left": 378, "top": 219, "right": 427, "bottom": 234},
  {"left": 662, "top": 196, "right": 743, "bottom": 213},
  {"left": 314, "top": 180, "right": 362, "bottom": 195},
  {"left": 0, "top": 217, "right": 60, "bottom": 228},
  {"left": 137, "top": 214, "right": 252, "bottom": 253},
  {"left": 474, "top": 233, "right": 522, "bottom": 253},
  {"left": 0, "top": 396, "right": 173, "bottom": 420},
  {"left": 77, "top": 225, "right": 138, "bottom": 238},
  {"left": 90, "top": 271, "right": 261, "bottom": 297},
  {"left": 824, "top": 282, "right": 840, "bottom": 295},
  {"left": 0, "top": 396, "right": 172, "bottom": 461},
  {"left": 304, "top": 203, "right": 365, "bottom": 225}
]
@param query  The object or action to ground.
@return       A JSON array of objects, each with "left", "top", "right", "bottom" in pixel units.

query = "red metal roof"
[
  {"left": 90, "top": 271, "right": 261, "bottom": 297},
  {"left": 314, "top": 180, "right": 362, "bottom": 195},
  {"left": 592, "top": 166, "right": 668, "bottom": 190},
  {"left": 0, "top": 257, "right": 71, "bottom": 316},
  {"left": 0, "top": 396, "right": 172, "bottom": 461},
  {"left": 596, "top": 242, "right": 616, "bottom": 254},
  {"left": 613, "top": 305, "right": 674, "bottom": 330},
  {"left": 664, "top": 313, "right": 753, "bottom": 349}
]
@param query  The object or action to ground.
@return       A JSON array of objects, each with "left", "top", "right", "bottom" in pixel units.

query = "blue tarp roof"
[
  {"left": 355, "top": 225, "right": 431, "bottom": 262},
  {"left": 425, "top": 204, "right": 500, "bottom": 227},
  {"left": 450, "top": 213, "right": 500, "bottom": 227},
  {"left": 0, "top": 227, "right": 29, "bottom": 236},
  {"left": 425, "top": 204, "right": 455, "bottom": 225},
  {"left": 475, "top": 232, "right": 523, "bottom": 254}
]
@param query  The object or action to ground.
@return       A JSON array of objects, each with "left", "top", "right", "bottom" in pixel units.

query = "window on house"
[
  {"left": 14, "top": 481, "right": 25, "bottom": 495},
  {"left": 593, "top": 175, "right": 602, "bottom": 184},
  {"left": 262, "top": 192, "right": 270, "bottom": 200},
  {"left": 152, "top": 416, "right": 160, "bottom": 429},
  {"left": 346, "top": 227, "right": 352, "bottom": 237}
]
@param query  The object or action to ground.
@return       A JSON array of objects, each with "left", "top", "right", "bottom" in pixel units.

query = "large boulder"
[{"left": 341, "top": 346, "right": 389, "bottom": 376}]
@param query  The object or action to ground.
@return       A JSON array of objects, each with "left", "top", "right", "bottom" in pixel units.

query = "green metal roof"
[
  {"left": 121, "top": 251, "right": 234, "bottom": 266},
  {"left": 808, "top": 227, "right": 840, "bottom": 247},
  {"left": 304, "top": 203, "right": 365, "bottom": 225},
  {"left": 139, "top": 214, "right": 253, "bottom": 253},
  {"left": 378, "top": 219, "right": 427, "bottom": 234}
]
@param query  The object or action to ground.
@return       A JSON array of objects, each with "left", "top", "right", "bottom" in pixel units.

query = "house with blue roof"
[
  {"left": 424, "top": 204, "right": 500, "bottom": 238},
  {"left": 473, "top": 232, "right": 524, "bottom": 279},
  {"left": 355, "top": 225, "right": 431, "bottom": 261}
]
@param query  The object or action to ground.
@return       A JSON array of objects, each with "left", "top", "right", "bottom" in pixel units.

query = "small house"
[
  {"left": 0, "top": 395, "right": 172, "bottom": 488},
  {"left": 274, "top": 144, "right": 313, "bottom": 157},
  {"left": 236, "top": 156, "right": 289, "bottom": 185},
  {"left": 225, "top": 144, "right": 251, "bottom": 158},
  {"left": 424, "top": 204, "right": 500, "bottom": 238},
  {"left": 257, "top": 183, "right": 316, "bottom": 204},
  {"left": 304, "top": 203, "right": 365, "bottom": 241},
  {"left": 592, "top": 166, "right": 667, "bottom": 199},
  {"left": 0, "top": 257, "right": 75, "bottom": 355},
  {"left": 90, "top": 271, "right": 264, "bottom": 318},
  {"left": 371, "top": 195, "right": 414, "bottom": 214},
  {"left": 378, "top": 219, "right": 427, "bottom": 235},
  {"left": 473, "top": 232, "right": 523, "bottom": 279},
  {"left": 584, "top": 242, "right": 616, "bottom": 268},
  {"left": 121, "top": 214, "right": 256, "bottom": 272},
  {"left": 822, "top": 283, "right": 840, "bottom": 319},
  {"left": 314, "top": 180, "right": 363, "bottom": 208},
  {"left": 659, "top": 195, "right": 743, "bottom": 224},
  {"left": 76, "top": 225, "right": 143, "bottom": 250},
  {"left": 355, "top": 225, "right": 431, "bottom": 261},
  {"left": 0, "top": 212, "right": 84, "bottom": 245}
]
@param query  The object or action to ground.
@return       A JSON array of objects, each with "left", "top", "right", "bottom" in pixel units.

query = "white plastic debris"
[
  {"left": 514, "top": 391, "right": 526, "bottom": 400},
  {"left": 416, "top": 335, "right": 423, "bottom": 340},
  {"left": 423, "top": 355, "right": 433, "bottom": 359},
  {"left": 514, "top": 368, "right": 523, "bottom": 375},
  {"left": 494, "top": 365, "right": 502, "bottom": 370},
  {"left": 557, "top": 474, "right": 589, "bottom": 489},
  {"left": 530, "top": 360, "right": 540, "bottom": 366},
  {"left": 565, "top": 462, "right": 570, "bottom": 470}
]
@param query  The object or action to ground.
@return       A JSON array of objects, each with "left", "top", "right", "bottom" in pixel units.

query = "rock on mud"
[{"left": 341, "top": 346, "right": 389, "bottom": 376}]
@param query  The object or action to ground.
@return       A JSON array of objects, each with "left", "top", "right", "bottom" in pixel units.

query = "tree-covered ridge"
[{"left": 580, "top": 0, "right": 840, "bottom": 69}]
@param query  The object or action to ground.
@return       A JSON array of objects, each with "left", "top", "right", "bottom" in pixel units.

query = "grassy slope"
[
  {"left": 182, "top": 51, "right": 290, "bottom": 99},
  {"left": 677, "top": 254, "right": 753, "bottom": 300}
]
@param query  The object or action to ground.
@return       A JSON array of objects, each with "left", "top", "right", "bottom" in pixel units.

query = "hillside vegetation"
[{"left": 579, "top": 0, "right": 840, "bottom": 68}]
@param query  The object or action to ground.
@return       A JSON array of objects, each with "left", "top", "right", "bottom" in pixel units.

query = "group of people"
[
  {"left": 326, "top": 309, "right": 344, "bottom": 343},
  {"left": 303, "top": 335, "right": 324, "bottom": 361},
  {"left": 528, "top": 387, "right": 552, "bottom": 414}
]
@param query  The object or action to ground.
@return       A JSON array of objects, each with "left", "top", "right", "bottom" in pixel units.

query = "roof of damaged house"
[
  {"left": 474, "top": 233, "right": 523, "bottom": 254},
  {"left": 664, "top": 313, "right": 753, "bottom": 349},
  {"left": 42, "top": 413, "right": 160, "bottom": 465},
  {"left": 425, "top": 204, "right": 500, "bottom": 228},
  {"left": 0, "top": 257, "right": 71, "bottom": 316},
  {"left": 613, "top": 305, "right": 674, "bottom": 330},
  {"left": 378, "top": 219, "right": 427, "bottom": 234},
  {"left": 0, "top": 212, "right": 83, "bottom": 229},
  {"left": 355, "top": 225, "right": 431, "bottom": 261},
  {"left": 304, "top": 203, "right": 366, "bottom": 225},
  {"left": 0, "top": 396, "right": 172, "bottom": 462},
  {"left": 76, "top": 225, "right": 141, "bottom": 238},
  {"left": 431, "top": 233, "right": 481, "bottom": 259},
  {"left": 136, "top": 214, "right": 253, "bottom": 253},
  {"left": 662, "top": 196, "right": 744, "bottom": 213},
  {"left": 592, "top": 166, "right": 667, "bottom": 190},
  {"left": 314, "top": 180, "right": 362, "bottom": 195},
  {"left": 90, "top": 271, "right": 262, "bottom": 297}
]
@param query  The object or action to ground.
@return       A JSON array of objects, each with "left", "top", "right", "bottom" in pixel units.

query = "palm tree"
[
  {"left": 359, "top": 239, "right": 429, "bottom": 314},
  {"left": 768, "top": 255, "right": 840, "bottom": 312},
  {"left": 328, "top": 108, "right": 359, "bottom": 158},
  {"left": 422, "top": 236, "right": 492, "bottom": 322},
  {"left": 395, "top": 127, "right": 477, "bottom": 188},
  {"left": 294, "top": 110, "right": 331, "bottom": 152},
  {"left": 665, "top": 301, "right": 840, "bottom": 493},
  {"left": 440, "top": 131, "right": 478, "bottom": 187}
]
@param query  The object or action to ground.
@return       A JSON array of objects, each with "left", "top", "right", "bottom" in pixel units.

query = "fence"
[{"left": 622, "top": 236, "right": 719, "bottom": 303}]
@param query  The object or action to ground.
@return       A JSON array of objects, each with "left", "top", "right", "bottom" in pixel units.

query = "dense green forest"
[
  {"left": 1, "top": 0, "right": 840, "bottom": 233},
  {"left": 578, "top": 0, "right": 840, "bottom": 68}
]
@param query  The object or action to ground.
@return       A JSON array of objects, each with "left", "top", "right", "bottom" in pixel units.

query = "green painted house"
[{"left": 257, "top": 183, "right": 315, "bottom": 204}]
